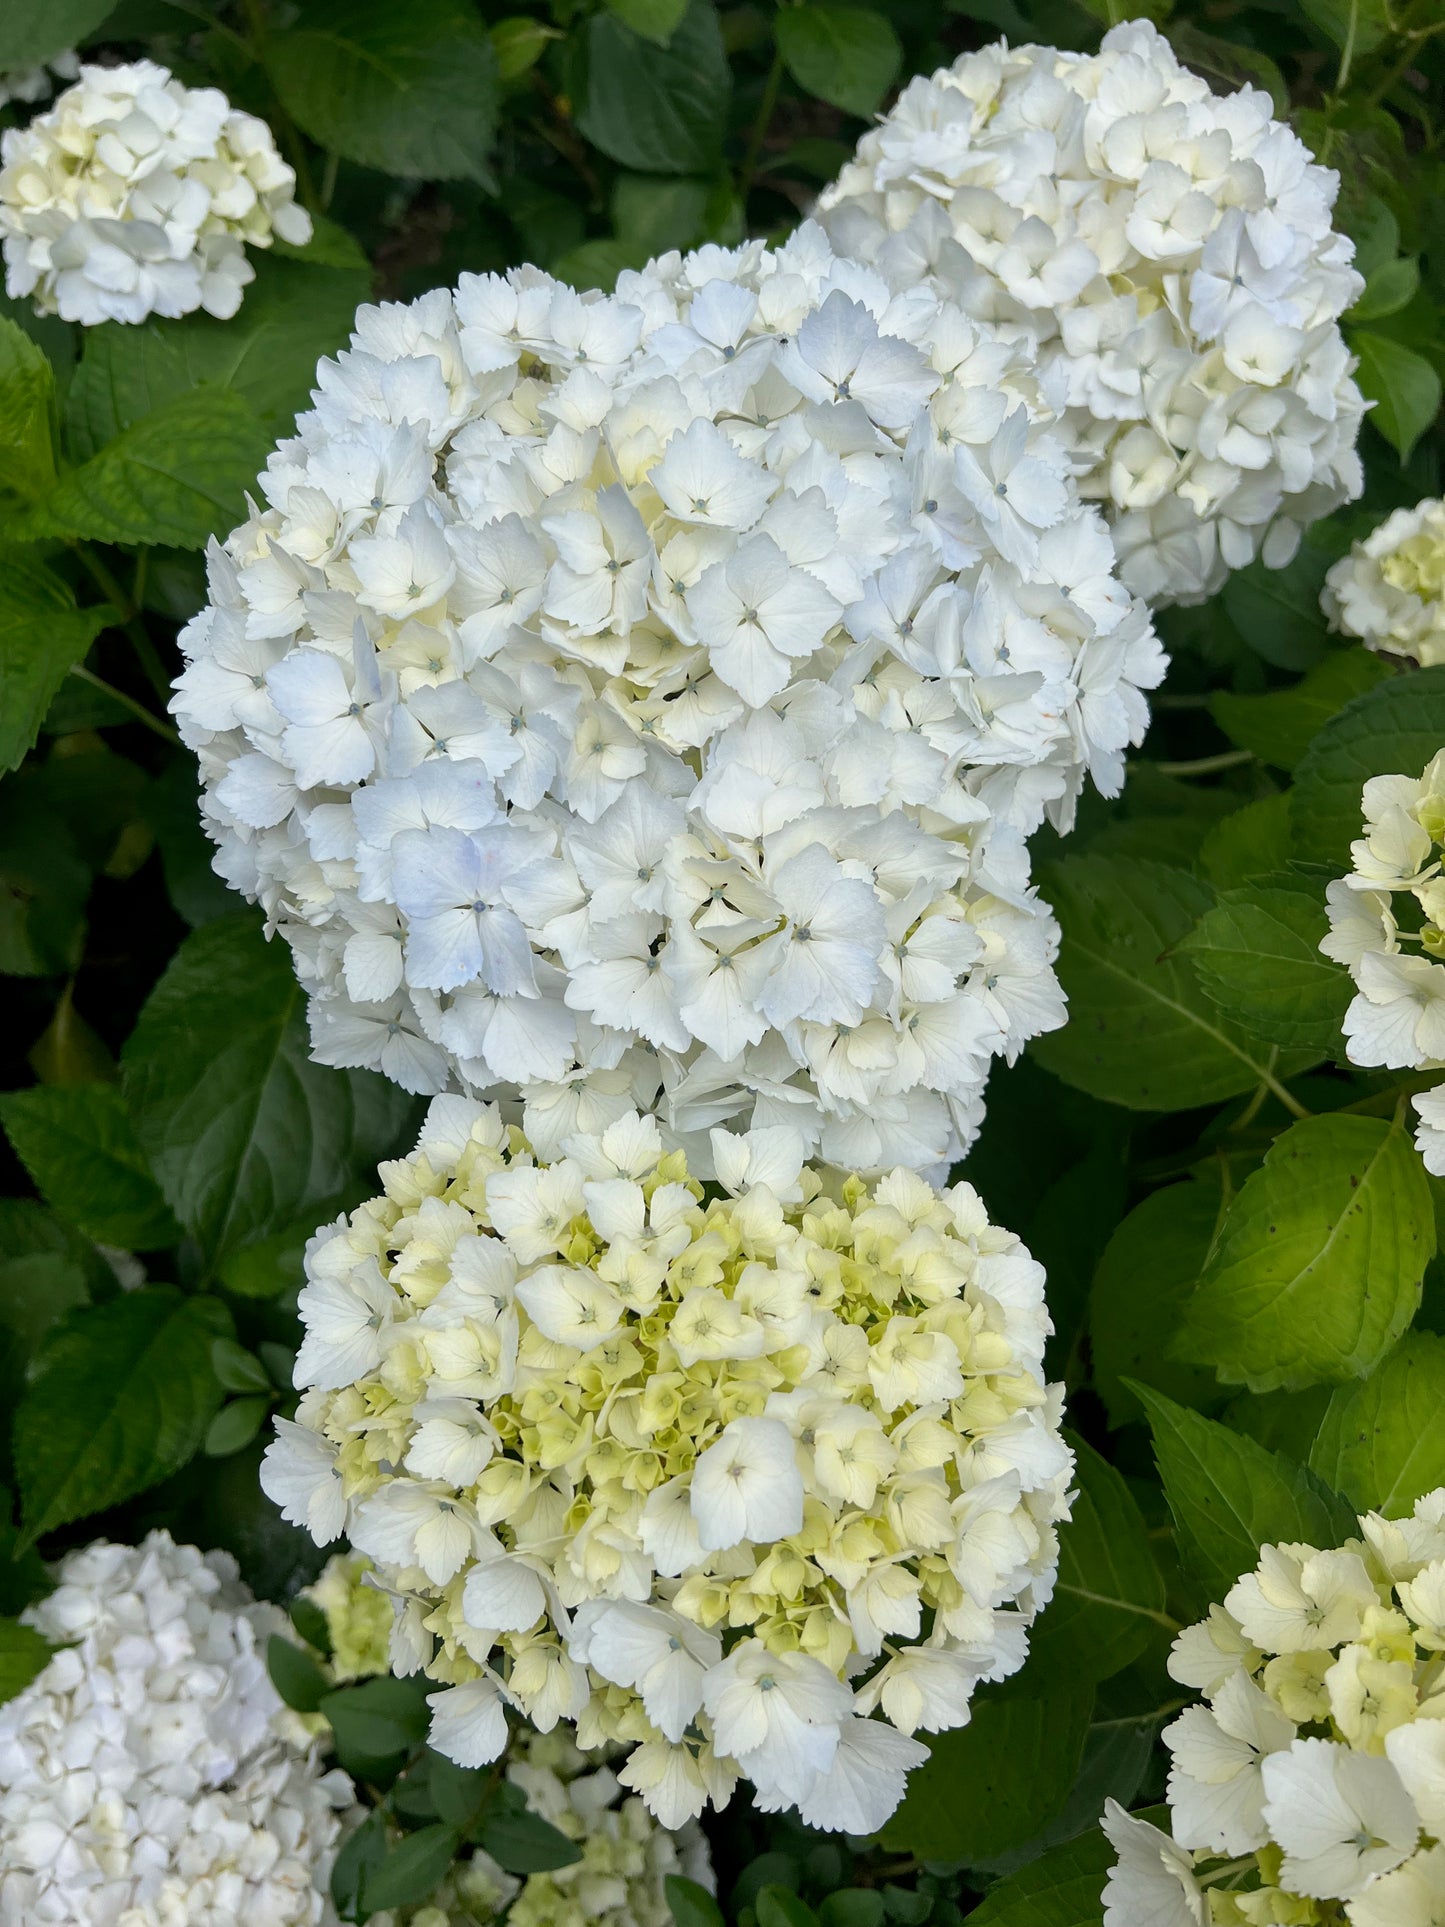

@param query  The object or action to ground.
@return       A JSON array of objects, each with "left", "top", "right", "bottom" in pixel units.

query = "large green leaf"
[
  {"left": 1351, "top": 330, "right": 1441, "bottom": 461},
  {"left": 1196, "top": 793, "right": 1293, "bottom": 892},
  {"left": 1031, "top": 855, "right": 1302, "bottom": 1111},
  {"left": 1136, "top": 1384, "right": 1360, "bottom": 1601},
  {"left": 13, "top": 1287, "right": 230, "bottom": 1546},
  {"left": 1221, "top": 547, "right": 1333, "bottom": 672},
  {"left": 964, "top": 1828, "right": 1113, "bottom": 1927},
  {"left": 1026, "top": 1434, "right": 1167, "bottom": 1688},
  {"left": 578, "top": 0, "right": 731, "bottom": 174},
  {"left": 776, "top": 6, "right": 902, "bottom": 117},
  {"left": 0, "top": 1083, "right": 180, "bottom": 1250},
  {"left": 1174, "top": 882, "right": 1350, "bottom": 1054},
  {"left": 0, "top": 554, "right": 109, "bottom": 777},
  {"left": 602, "top": 0, "right": 689, "bottom": 43},
  {"left": 23, "top": 388, "right": 272, "bottom": 550},
  {"left": 0, "top": 1617, "right": 55, "bottom": 1707},
  {"left": 64, "top": 254, "right": 372, "bottom": 457},
  {"left": 1179, "top": 1114, "right": 1433, "bottom": 1392},
  {"left": 121, "top": 915, "right": 416, "bottom": 1269},
  {"left": 0, "top": 316, "right": 57, "bottom": 501},
  {"left": 1210, "top": 650, "right": 1392, "bottom": 773},
  {"left": 267, "top": 0, "right": 500, "bottom": 186},
  {"left": 1310, "top": 1333, "right": 1445, "bottom": 1517},
  {"left": 0, "top": 0, "right": 114, "bottom": 67},
  {"left": 1091, "top": 1180, "right": 1224, "bottom": 1425},
  {"left": 1291, "top": 667, "right": 1445, "bottom": 870},
  {"left": 881, "top": 1685, "right": 1093, "bottom": 1863}
]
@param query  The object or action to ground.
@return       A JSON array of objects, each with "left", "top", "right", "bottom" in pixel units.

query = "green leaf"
[
  {"left": 881, "top": 1685, "right": 1093, "bottom": 1862},
  {"left": 0, "top": 1253, "right": 89, "bottom": 1417},
  {"left": 819, "top": 1895, "right": 884, "bottom": 1927},
  {"left": 1210, "top": 650, "right": 1392, "bottom": 773},
  {"left": 332, "top": 1809, "right": 388, "bottom": 1924},
  {"left": 1135, "top": 1383, "right": 1361, "bottom": 1600},
  {"left": 963, "top": 1827, "right": 1113, "bottom": 1927},
  {"left": 321, "top": 1676, "right": 432, "bottom": 1782},
  {"left": 0, "top": 1616, "right": 54, "bottom": 1706},
  {"left": 1291, "top": 665, "right": 1445, "bottom": 871},
  {"left": 1221, "top": 547, "right": 1334, "bottom": 672},
  {"left": 612, "top": 174, "right": 710, "bottom": 254},
  {"left": 64, "top": 254, "right": 372, "bottom": 454},
  {"left": 267, "top": 0, "right": 499, "bottom": 186},
  {"left": 1351, "top": 254, "right": 1421, "bottom": 323},
  {"left": 604, "top": 0, "right": 689, "bottom": 44},
  {"left": 122, "top": 915, "right": 416, "bottom": 1269},
  {"left": 1164, "top": 24, "right": 1287, "bottom": 115},
  {"left": 0, "top": 0, "right": 114, "bottom": 67},
  {"left": 204, "top": 1395, "right": 269, "bottom": 1457},
  {"left": 491, "top": 15, "right": 561, "bottom": 79},
  {"left": 666, "top": 1875, "right": 726, "bottom": 1927},
  {"left": 1197, "top": 793, "right": 1294, "bottom": 892},
  {"left": 0, "top": 1083, "right": 180, "bottom": 1249},
  {"left": 1310, "top": 1333, "right": 1445, "bottom": 1516},
  {"left": 757, "top": 1892, "right": 818, "bottom": 1927},
  {"left": 267, "top": 1633, "right": 331, "bottom": 1714},
  {"left": 775, "top": 6, "right": 902, "bottom": 117},
  {"left": 1091, "top": 1180, "right": 1225, "bottom": 1425},
  {"left": 1026, "top": 1434, "right": 1167, "bottom": 1688},
  {"left": 578, "top": 0, "right": 731, "bottom": 175},
  {"left": 427, "top": 1754, "right": 488, "bottom": 1828},
  {"left": 1031, "top": 855, "right": 1300, "bottom": 1112},
  {"left": 23, "top": 388, "right": 272, "bottom": 550},
  {"left": 1174, "top": 883, "right": 1350, "bottom": 1054},
  {"left": 480, "top": 1807, "right": 585, "bottom": 1874},
  {"left": 1351, "top": 330, "right": 1442, "bottom": 461},
  {"left": 0, "top": 552, "right": 110, "bottom": 777},
  {"left": 211, "top": 1338, "right": 273, "bottom": 1395},
  {"left": 13, "top": 1287, "right": 230, "bottom": 1546},
  {"left": 1299, "top": 0, "right": 1390, "bottom": 56},
  {"left": 0, "top": 316, "right": 57, "bottom": 500},
  {"left": 362, "top": 1824, "right": 461, "bottom": 1912},
  {"left": 1180, "top": 1114, "right": 1433, "bottom": 1392}
]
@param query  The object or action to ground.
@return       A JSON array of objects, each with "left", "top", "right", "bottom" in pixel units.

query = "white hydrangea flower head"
[
  {"left": 817, "top": 18, "right": 1366, "bottom": 607},
  {"left": 1101, "top": 1486, "right": 1445, "bottom": 1925},
  {"left": 261, "top": 1097, "right": 1072, "bottom": 1835},
  {"left": 171, "top": 223, "right": 1164, "bottom": 1174},
  {"left": 0, "top": 48, "right": 78, "bottom": 113},
  {"left": 1324, "top": 498, "right": 1445, "bottom": 666},
  {"left": 0, "top": 1531, "right": 361, "bottom": 1924},
  {"left": 0, "top": 58, "right": 311, "bottom": 324},
  {"left": 366, "top": 1727, "right": 712, "bottom": 1927},
  {"left": 1318, "top": 750, "right": 1445, "bottom": 1174}
]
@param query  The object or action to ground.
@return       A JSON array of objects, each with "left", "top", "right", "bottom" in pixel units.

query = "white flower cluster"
[
  {"left": 372, "top": 1726, "right": 713, "bottom": 1927},
  {"left": 1324, "top": 497, "right": 1445, "bottom": 666},
  {"left": 0, "top": 58, "right": 311, "bottom": 325},
  {"left": 0, "top": 49, "right": 78, "bottom": 113},
  {"left": 261, "top": 1099, "right": 1071, "bottom": 1836},
  {"left": 817, "top": 18, "right": 1365, "bottom": 607},
  {"left": 1102, "top": 1487, "right": 1445, "bottom": 1927},
  {"left": 172, "top": 223, "right": 1164, "bottom": 1174},
  {"left": 0, "top": 1531, "right": 360, "bottom": 1925},
  {"left": 1319, "top": 751, "right": 1445, "bottom": 1174}
]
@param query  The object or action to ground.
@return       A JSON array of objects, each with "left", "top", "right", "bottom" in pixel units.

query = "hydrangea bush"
[
  {"left": 262, "top": 1098, "right": 1069, "bottom": 1833},
  {"left": 171, "top": 224, "right": 1164, "bottom": 1172},
  {"left": 0, "top": 4, "right": 1443, "bottom": 1926},
  {"left": 818, "top": 20, "right": 1366, "bottom": 607},
  {"left": 1102, "top": 1487, "right": 1445, "bottom": 1926}
]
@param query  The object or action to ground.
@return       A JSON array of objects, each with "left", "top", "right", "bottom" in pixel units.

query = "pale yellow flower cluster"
[
  {"left": 1104, "top": 1489, "right": 1445, "bottom": 1927},
  {"left": 1323, "top": 497, "right": 1445, "bottom": 667},
  {"left": 264, "top": 1097, "right": 1069, "bottom": 1832}
]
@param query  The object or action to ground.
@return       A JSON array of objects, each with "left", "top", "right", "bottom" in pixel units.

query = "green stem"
[
  {"left": 68, "top": 666, "right": 181, "bottom": 746},
  {"left": 1338, "top": 0, "right": 1362, "bottom": 90},
  {"left": 1151, "top": 748, "right": 1256, "bottom": 778},
  {"left": 71, "top": 545, "right": 172, "bottom": 703},
  {"left": 740, "top": 45, "right": 785, "bottom": 206}
]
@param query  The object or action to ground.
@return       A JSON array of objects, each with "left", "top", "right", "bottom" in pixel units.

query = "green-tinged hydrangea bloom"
[
  {"left": 305, "top": 1551, "right": 395, "bottom": 1682},
  {"left": 1101, "top": 1487, "right": 1445, "bottom": 1927},
  {"left": 263, "top": 1096, "right": 1070, "bottom": 1834},
  {"left": 1323, "top": 497, "right": 1445, "bottom": 665}
]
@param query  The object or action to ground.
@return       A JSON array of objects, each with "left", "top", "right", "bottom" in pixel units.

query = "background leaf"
[
  {"left": 0, "top": 1616, "right": 54, "bottom": 1706},
  {"left": 776, "top": 8, "right": 902, "bottom": 117},
  {"left": 13, "top": 1287, "right": 230, "bottom": 1545},
  {"left": 1175, "top": 883, "right": 1350, "bottom": 1053},
  {"left": 578, "top": 0, "right": 732, "bottom": 174},
  {"left": 1309, "top": 1332, "right": 1445, "bottom": 1516},
  {"left": 1179, "top": 1114, "right": 1433, "bottom": 1392},
  {"left": 0, "top": 1083, "right": 180, "bottom": 1249}
]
